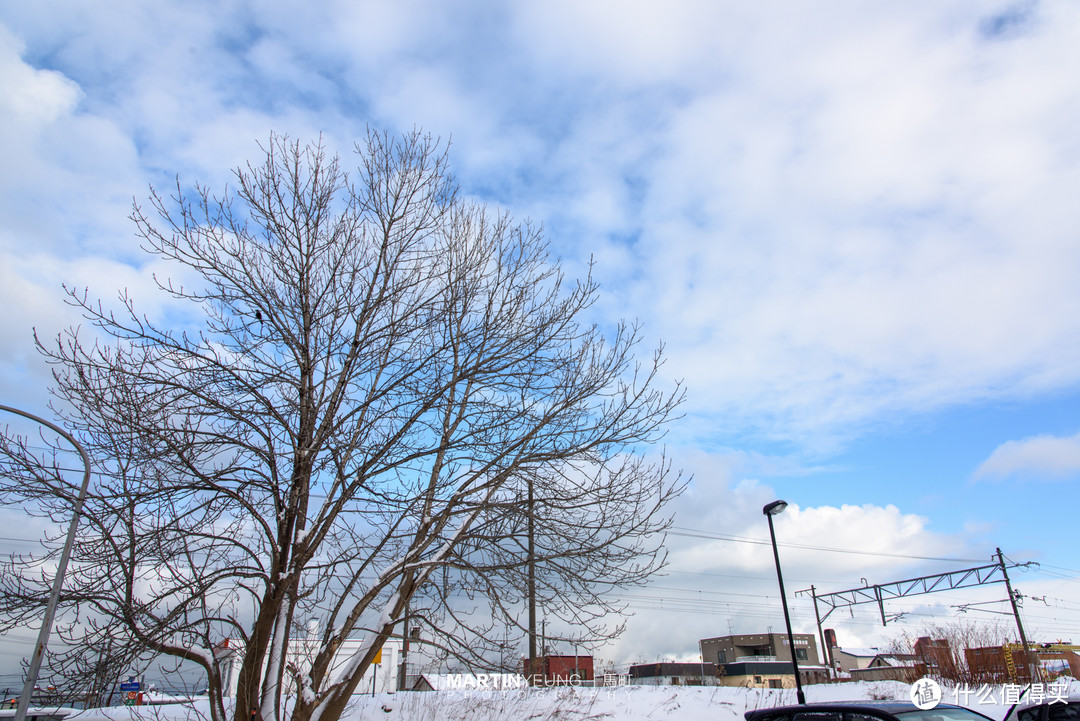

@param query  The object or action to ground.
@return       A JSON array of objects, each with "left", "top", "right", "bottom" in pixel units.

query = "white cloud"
[
  {"left": 974, "top": 431, "right": 1080, "bottom": 481},
  {"left": 9, "top": 1, "right": 1079, "bottom": 452},
  {"left": 0, "top": 25, "right": 80, "bottom": 123},
  {"left": 593, "top": 450, "right": 979, "bottom": 666},
  {"left": 582, "top": 0, "right": 1080, "bottom": 445}
]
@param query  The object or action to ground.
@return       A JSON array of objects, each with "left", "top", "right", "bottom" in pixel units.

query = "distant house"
[
  {"left": 1035, "top": 646, "right": 1080, "bottom": 680},
  {"left": 699, "top": 632, "right": 827, "bottom": 690},
  {"left": 965, "top": 646, "right": 1014, "bottom": 682},
  {"left": 699, "top": 632, "right": 827, "bottom": 688},
  {"left": 831, "top": 647, "right": 885, "bottom": 672},
  {"left": 717, "top": 661, "right": 830, "bottom": 689},
  {"left": 522, "top": 655, "right": 594, "bottom": 683},
  {"left": 700, "top": 633, "right": 822, "bottom": 667},
  {"left": 825, "top": 627, "right": 922, "bottom": 683},
  {"left": 966, "top": 644, "right": 1080, "bottom": 683},
  {"left": 914, "top": 637, "right": 956, "bottom": 678},
  {"left": 849, "top": 654, "right": 923, "bottom": 683},
  {"left": 627, "top": 662, "right": 718, "bottom": 686},
  {"left": 822, "top": 629, "right": 921, "bottom": 682},
  {"left": 411, "top": 674, "right": 448, "bottom": 692}
]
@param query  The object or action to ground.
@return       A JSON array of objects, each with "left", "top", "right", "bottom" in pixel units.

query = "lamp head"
[{"left": 763, "top": 500, "right": 788, "bottom": 516}]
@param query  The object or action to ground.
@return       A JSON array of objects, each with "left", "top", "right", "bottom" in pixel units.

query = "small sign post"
[
  {"left": 370, "top": 646, "right": 383, "bottom": 697},
  {"left": 119, "top": 677, "right": 140, "bottom": 706}
]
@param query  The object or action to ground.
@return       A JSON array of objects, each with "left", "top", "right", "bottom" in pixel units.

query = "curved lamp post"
[
  {"left": 763, "top": 499, "right": 805, "bottom": 705},
  {"left": 0, "top": 405, "right": 92, "bottom": 721}
]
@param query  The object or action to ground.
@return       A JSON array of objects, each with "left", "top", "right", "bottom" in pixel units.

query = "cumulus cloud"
[
  {"left": 601, "top": 1, "right": 1080, "bottom": 445},
  {"left": 5, "top": 1, "right": 1080, "bottom": 448},
  {"left": 593, "top": 449, "right": 978, "bottom": 666},
  {"left": 0, "top": 25, "right": 80, "bottom": 123},
  {"left": 217, "top": 0, "right": 1080, "bottom": 449},
  {"left": 973, "top": 431, "right": 1080, "bottom": 481}
]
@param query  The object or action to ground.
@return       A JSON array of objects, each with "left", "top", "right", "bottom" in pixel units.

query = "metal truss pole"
[{"left": 805, "top": 558, "right": 1025, "bottom": 627}]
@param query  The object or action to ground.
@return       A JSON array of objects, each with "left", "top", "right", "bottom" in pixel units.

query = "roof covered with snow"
[{"left": 835, "top": 647, "right": 884, "bottom": 658}]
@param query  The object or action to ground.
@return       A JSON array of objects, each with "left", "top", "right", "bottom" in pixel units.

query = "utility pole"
[
  {"left": 805, "top": 585, "right": 832, "bottom": 678},
  {"left": 997, "top": 547, "right": 1039, "bottom": 683},
  {"left": 527, "top": 478, "right": 537, "bottom": 682}
]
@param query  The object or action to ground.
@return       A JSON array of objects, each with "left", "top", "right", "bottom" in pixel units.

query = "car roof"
[{"left": 746, "top": 702, "right": 969, "bottom": 720}]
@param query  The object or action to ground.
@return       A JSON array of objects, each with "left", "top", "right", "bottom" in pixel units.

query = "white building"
[
  {"left": 214, "top": 635, "right": 403, "bottom": 697},
  {"left": 831, "top": 647, "right": 883, "bottom": 672}
]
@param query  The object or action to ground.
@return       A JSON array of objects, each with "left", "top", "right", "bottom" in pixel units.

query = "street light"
[
  {"left": 0, "top": 405, "right": 92, "bottom": 721},
  {"left": 763, "top": 499, "right": 805, "bottom": 705}
]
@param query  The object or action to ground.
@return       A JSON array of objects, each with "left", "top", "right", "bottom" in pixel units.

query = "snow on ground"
[
  {"left": 62, "top": 678, "right": 1080, "bottom": 721},
  {"left": 351, "top": 681, "right": 911, "bottom": 721}
]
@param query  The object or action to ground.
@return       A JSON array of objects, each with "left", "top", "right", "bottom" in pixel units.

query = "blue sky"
[{"left": 2, "top": 0, "right": 1080, "bottom": 680}]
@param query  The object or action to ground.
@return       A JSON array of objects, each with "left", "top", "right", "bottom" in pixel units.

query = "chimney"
[{"left": 824, "top": 629, "right": 838, "bottom": 649}]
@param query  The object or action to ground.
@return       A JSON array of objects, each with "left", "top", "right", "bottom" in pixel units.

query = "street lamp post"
[
  {"left": 763, "top": 500, "right": 805, "bottom": 705},
  {"left": 0, "top": 405, "right": 92, "bottom": 721}
]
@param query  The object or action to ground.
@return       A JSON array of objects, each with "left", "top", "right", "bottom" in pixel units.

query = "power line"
[
  {"left": 668, "top": 526, "right": 985, "bottom": 563},
  {"left": 1038, "top": 563, "right": 1080, "bottom": 575},
  {"left": 1034, "top": 568, "right": 1080, "bottom": 584},
  {"left": 664, "top": 568, "right": 860, "bottom": 586}
]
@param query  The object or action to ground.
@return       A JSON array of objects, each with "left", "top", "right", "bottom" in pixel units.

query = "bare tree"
[{"left": 0, "top": 129, "right": 683, "bottom": 721}]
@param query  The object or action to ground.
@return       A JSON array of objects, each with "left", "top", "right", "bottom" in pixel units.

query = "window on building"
[
  {"left": 717, "top": 650, "right": 727, "bottom": 663},
  {"left": 796, "top": 648, "right": 809, "bottom": 661}
]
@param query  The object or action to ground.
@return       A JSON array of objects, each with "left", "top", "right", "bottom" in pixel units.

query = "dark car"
[{"left": 745, "top": 701, "right": 998, "bottom": 721}]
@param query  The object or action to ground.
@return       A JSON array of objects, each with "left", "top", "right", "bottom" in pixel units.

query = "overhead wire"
[{"left": 668, "top": 526, "right": 987, "bottom": 563}]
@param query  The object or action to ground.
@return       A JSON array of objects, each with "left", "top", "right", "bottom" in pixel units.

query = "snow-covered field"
[
  {"left": 348, "top": 681, "right": 915, "bottom": 721},
  {"left": 59, "top": 678, "right": 1080, "bottom": 721},
  {"left": 342, "top": 680, "right": 1022, "bottom": 721}
]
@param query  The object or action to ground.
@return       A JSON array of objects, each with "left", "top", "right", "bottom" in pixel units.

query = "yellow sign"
[{"left": 372, "top": 646, "right": 382, "bottom": 665}]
